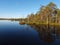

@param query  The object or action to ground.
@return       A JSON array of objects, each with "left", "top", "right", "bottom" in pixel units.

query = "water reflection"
[{"left": 29, "top": 24, "right": 60, "bottom": 44}]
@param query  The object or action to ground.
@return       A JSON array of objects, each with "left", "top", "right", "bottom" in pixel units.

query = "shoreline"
[{"left": 20, "top": 21, "right": 60, "bottom": 26}]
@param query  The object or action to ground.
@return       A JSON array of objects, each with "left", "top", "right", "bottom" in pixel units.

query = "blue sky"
[{"left": 0, "top": 0, "right": 60, "bottom": 18}]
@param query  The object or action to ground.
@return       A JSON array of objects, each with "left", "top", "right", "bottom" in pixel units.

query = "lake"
[{"left": 0, "top": 20, "right": 60, "bottom": 45}]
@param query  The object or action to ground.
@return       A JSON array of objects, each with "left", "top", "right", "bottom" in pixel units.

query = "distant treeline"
[{"left": 0, "top": 18, "right": 25, "bottom": 21}]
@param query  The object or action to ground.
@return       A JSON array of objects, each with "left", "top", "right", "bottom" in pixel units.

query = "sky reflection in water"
[{"left": 0, "top": 20, "right": 60, "bottom": 45}]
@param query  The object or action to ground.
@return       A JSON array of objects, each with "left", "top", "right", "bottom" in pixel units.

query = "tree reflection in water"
[{"left": 29, "top": 24, "right": 60, "bottom": 44}]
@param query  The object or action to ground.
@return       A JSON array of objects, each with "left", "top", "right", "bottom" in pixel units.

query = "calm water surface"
[{"left": 0, "top": 20, "right": 60, "bottom": 45}]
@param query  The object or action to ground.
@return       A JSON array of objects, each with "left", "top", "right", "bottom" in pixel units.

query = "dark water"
[{"left": 0, "top": 20, "right": 60, "bottom": 45}]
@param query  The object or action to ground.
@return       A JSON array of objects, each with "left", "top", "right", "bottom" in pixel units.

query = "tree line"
[{"left": 25, "top": 2, "right": 60, "bottom": 24}]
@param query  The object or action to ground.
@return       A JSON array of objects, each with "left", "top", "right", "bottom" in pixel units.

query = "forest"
[{"left": 20, "top": 2, "right": 60, "bottom": 25}]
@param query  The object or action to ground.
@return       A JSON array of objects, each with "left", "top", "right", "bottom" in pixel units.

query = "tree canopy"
[{"left": 26, "top": 2, "right": 60, "bottom": 24}]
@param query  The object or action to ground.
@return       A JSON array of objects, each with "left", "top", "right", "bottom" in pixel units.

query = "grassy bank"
[{"left": 20, "top": 21, "right": 60, "bottom": 26}]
